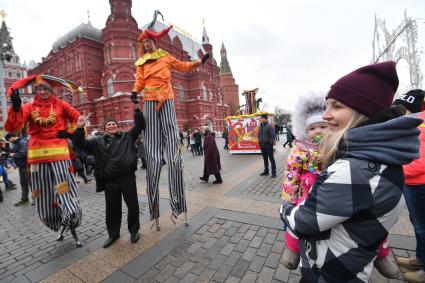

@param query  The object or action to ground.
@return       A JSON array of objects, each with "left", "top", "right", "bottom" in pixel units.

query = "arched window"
[
  {"left": 107, "top": 78, "right": 114, "bottom": 97},
  {"left": 76, "top": 53, "right": 81, "bottom": 71},
  {"left": 79, "top": 92, "right": 85, "bottom": 104},
  {"left": 132, "top": 45, "right": 137, "bottom": 60},
  {"left": 108, "top": 46, "right": 112, "bottom": 61},
  {"left": 202, "top": 84, "right": 208, "bottom": 101},
  {"left": 179, "top": 88, "right": 185, "bottom": 102}
]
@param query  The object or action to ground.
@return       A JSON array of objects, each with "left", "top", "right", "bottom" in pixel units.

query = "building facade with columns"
[{"left": 28, "top": 0, "right": 238, "bottom": 132}]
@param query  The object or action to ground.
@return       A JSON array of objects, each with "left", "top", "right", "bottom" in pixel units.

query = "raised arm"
[
  {"left": 72, "top": 112, "right": 96, "bottom": 153},
  {"left": 168, "top": 55, "right": 201, "bottom": 72},
  {"left": 5, "top": 89, "right": 32, "bottom": 133},
  {"left": 129, "top": 109, "right": 146, "bottom": 141}
]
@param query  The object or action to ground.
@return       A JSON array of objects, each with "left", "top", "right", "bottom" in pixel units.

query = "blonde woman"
[{"left": 280, "top": 61, "right": 422, "bottom": 282}]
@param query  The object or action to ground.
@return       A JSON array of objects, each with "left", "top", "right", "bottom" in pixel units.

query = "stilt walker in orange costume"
[
  {"left": 132, "top": 11, "right": 210, "bottom": 230},
  {"left": 5, "top": 75, "right": 84, "bottom": 247}
]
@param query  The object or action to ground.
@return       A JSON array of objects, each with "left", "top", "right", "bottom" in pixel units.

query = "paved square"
[
  {"left": 0, "top": 137, "right": 416, "bottom": 282},
  {"left": 108, "top": 207, "right": 408, "bottom": 283},
  {"left": 226, "top": 150, "right": 288, "bottom": 203},
  {"left": 0, "top": 185, "right": 149, "bottom": 282}
]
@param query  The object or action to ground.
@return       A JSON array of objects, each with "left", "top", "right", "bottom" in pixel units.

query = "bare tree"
[{"left": 274, "top": 106, "right": 292, "bottom": 126}]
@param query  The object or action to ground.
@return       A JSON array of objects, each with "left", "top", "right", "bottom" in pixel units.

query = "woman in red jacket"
[{"left": 393, "top": 89, "right": 425, "bottom": 283}]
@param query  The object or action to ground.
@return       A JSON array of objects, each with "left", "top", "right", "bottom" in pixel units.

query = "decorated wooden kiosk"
[{"left": 226, "top": 88, "right": 274, "bottom": 154}]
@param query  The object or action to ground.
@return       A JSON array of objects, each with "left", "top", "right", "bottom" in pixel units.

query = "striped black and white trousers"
[
  {"left": 144, "top": 100, "right": 187, "bottom": 220},
  {"left": 30, "top": 160, "right": 82, "bottom": 232}
]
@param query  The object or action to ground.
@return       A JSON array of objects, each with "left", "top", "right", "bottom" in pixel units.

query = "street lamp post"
[{"left": 0, "top": 42, "right": 13, "bottom": 126}]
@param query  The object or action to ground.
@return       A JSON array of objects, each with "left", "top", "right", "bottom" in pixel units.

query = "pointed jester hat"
[
  {"left": 7, "top": 74, "right": 83, "bottom": 97},
  {"left": 138, "top": 10, "right": 173, "bottom": 43}
]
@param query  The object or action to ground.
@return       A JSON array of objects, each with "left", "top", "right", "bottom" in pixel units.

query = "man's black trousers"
[
  {"left": 260, "top": 143, "right": 276, "bottom": 174},
  {"left": 104, "top": 173, "right": 140, "bottom": 238}
]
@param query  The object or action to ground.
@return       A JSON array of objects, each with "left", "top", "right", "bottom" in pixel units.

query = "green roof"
[{"left": 220, "top": 58, "right": 232, "bottom": 74}]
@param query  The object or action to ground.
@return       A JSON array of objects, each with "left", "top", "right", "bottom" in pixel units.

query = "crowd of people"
[
  {"left": 0, "top": 12, "right": 424, "bottom": 282},
  {"left": 186, "top": 128, "right": 204, "bottom": 156}
]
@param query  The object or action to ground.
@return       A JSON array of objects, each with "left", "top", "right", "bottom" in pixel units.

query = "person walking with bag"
[{"left": 199, "top": 126, "right": 222, "bottom": 184}]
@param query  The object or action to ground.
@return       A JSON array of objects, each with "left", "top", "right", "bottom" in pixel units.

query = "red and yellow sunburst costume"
[
  {"left": 5, "top": 75, "right": 84, "bottom": 241},
  {"left": 5, "top": 75, "right": 81, "bottom": 164}
]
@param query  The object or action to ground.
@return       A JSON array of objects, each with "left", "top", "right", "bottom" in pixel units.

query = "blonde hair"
[{"left": 320, "top": 110, "right": 369, "bottom": 167}]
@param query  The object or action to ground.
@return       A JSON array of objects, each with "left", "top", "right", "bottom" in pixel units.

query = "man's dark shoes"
[
  {"left": 103, "top": 235, "right": 119, "bottom": 248},
  {"left": 213, "top": 179, "right": 222, "bottom": 184},
  {"left": 260, "top": 171, "right": 269, "bottom": 176},
  {"left": 271, "top": 173, "right": 276, "bottom": 178},
  {"left": 131, "top": 232, "right": 140, "bottom": 243},
  {"left": 15, "top": 199, "right": 30, "bottom": 206},
  {"left": 200, "top": 177, "right": 208, "bottom": 182},
  {"left": 5, "top": 183, "right": 17, "bottom": 191}
]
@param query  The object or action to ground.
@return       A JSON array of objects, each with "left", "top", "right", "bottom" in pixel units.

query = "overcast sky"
[{"left": 2, "top": 0, "right": 425, "bottom": 112}]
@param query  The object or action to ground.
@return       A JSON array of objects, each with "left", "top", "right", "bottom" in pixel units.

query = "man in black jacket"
[
  {"left": 73, "top": 107, "right": 145, "bottom": 248},
  {"left": 258, "top": 114, "right": 276, "bottom": 178}
]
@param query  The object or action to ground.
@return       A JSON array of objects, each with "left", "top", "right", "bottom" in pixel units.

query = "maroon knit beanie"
[{"left": 327, "top": 61, "right": 399, "bottom": 117}]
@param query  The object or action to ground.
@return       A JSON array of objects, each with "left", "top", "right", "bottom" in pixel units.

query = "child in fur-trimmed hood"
[{"left": 281, "top": 92, "right": 328, "bottom": 269}]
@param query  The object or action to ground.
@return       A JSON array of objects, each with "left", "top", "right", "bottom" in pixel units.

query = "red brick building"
[
  {"left": 28, "top": 0, "right": 238, "bottom": 132},
  {"left": 220, "top": 43, "right": 240, "bottom": 115}
]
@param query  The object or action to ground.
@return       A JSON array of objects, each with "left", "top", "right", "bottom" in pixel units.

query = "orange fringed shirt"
[
  {"left": 5, "top": 95, "right": 80, "bottom": 164},
  {"left": 133, "top": 49, "right": 201, "bottom": 110}
]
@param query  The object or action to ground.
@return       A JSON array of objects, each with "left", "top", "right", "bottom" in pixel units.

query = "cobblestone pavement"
[
  {"left": 0, "top": 137, "right": 264, "bottom": 282},
  {"left": 0, "top": 135, "right": 416, "bottom": 282},
  {"left": 225, "top": 150, "right": 289, "bottom": 203},
  {"left": 110, "top": 208, "right": 410, "bottom": 283},
  {"left": 0, "top": 184, "right": 148, "bottom": 282},
  {"left": 134, "top": 212, "right": 302, "bottom": 283}
]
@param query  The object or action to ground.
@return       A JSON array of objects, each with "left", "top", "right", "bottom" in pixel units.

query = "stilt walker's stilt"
[
  {"left": 151, "top": 219, "right": 160, "bottom": 231},
  {"left": 70, "top": 227, "right": 82, "bottom": 248},
  {"left": 184, "top": 212, "right": 189, "bottom": 226},
  {"left": 57, "top": 225, "right": 66, "bottom": 241}
]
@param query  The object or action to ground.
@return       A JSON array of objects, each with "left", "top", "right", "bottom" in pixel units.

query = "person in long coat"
[{"left": 199, "top": 126, "right": 222, "bottom": 184}]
